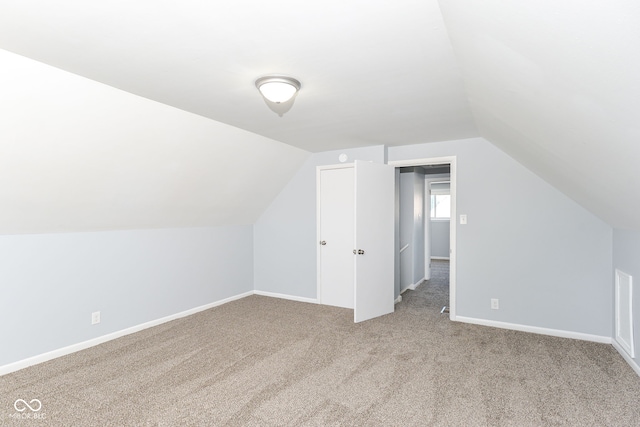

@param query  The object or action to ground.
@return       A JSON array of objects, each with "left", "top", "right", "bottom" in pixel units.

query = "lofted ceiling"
[
  {"left": 439, "top": 0, "right": 640, "bottom": 230},
  {"left": 0, "top": 0, "right": 477, "bottom": 152},
  {"left": 0, "top": 0, "right": 639, "bottom": 230}
]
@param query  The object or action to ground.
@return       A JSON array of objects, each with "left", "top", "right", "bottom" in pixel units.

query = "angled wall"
[{"left": 0, "top": 49, "right": 309, "bottom": 234}]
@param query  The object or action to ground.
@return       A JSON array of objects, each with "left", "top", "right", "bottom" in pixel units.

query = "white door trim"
[{"left": 388, "top": 156, "right": 457, "bottom": 321}]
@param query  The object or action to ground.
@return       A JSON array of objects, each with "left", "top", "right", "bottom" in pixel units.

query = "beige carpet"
[{"left": 2, "top": 265, "right": 640, "bottom": 426}]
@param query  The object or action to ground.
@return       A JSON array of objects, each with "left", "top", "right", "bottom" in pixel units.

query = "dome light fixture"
[{"left": 255, "top": 75, "right": 301, "bottom": 104}]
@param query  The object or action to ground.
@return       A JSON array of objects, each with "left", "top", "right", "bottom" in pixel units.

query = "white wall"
[
  {"left": 431, "top": 220, "right": 450, "bottom": 258},
  {"left": 255, "top": 136, "right": 613, "bottom": 338},
  {"left": 0, "top": 49, "right": 306, "bottom": 370},
  {"left": 254, "top": 146, "right": 386, "bottom": 299},
  {"left": 399, "top": 170, "right": 426, "bottom": 291},
  {"left": 1, "top": 134, "right": 617, "bottom": 369},
  {"left": 389, "top": 138, "right": 613, "bottom": 337},
  {"left": 613, "top": 229, "right": 640, "bottom": 366},
  {"left": 0, "top": 226, "right": 253, "bottom": 367}
]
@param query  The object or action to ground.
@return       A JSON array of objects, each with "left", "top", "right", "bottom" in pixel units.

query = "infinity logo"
[{"left": 14, "top": 399, "right": 42, "bottom": 412}]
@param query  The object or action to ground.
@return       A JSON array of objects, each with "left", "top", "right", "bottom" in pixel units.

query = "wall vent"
[{"left": 615, "top": 269, "right": 635, "bottom": 358}]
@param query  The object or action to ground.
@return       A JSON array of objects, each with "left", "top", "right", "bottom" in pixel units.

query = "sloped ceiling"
[
  {"left": 0, "top": 0, "right": 477, "bottom": 152},
  {"left": 0, "top": 0, "right": 638, "bottom": 231},
  {"left": 0, "top": 50, "right": 309, "bottom": 234},
  {"left": 438, "top": 0, "right": 640, "bottom": 230}
]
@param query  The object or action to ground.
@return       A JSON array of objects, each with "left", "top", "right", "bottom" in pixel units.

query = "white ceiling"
[
  {"left": 439, "top": 0, "right": 640, "bottom": 230},
  {"left": 0, "top": 49, "right": 309, "bottom": 234},
  {"left": 1, "top": 0, "right": 639, "bottom": 230},
  {"left": 0, "top": 0, "right": 477, "bottom": 152}
]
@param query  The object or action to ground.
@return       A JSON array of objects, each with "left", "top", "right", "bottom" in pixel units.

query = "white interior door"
[
  {"left": 354, "top": 160, "right": 395, "bottom": 323},
  {"left": 319, "top": 167, "right": 355, "bottom": 308}
]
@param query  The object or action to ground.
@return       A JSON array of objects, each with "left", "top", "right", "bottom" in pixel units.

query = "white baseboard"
[
  {"left": 410, "top": 278, "right": 425, "bottom": 291},
  {"left": 0, "top": 291, "right": 253, "bottom": 377},
  {"left": 395, "top": 295, "right": 402, "bottom": 304},
  {"left": 613, "top": 339, "right": 640, "bottom": 377},
  {"left": 400, "top": 278, "right": 425, "bottom": 294},
  {"left": 254, "top": 290, "right": 317, "bottom": 304},
  {"left": 455, "top": 316, "right": 612, "bottom": 344}
]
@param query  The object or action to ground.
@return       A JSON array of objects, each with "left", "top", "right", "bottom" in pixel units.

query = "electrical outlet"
[
  {"left": 91, "top": 311, "right": 101, "bottom": 325},
  {"left": 491, "top": 299, "right": 499, "bottom": 310}
]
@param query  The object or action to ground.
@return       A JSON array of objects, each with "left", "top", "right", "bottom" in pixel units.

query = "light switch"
[{"left": 460, "top": 214, "right": 467, "bottom": 225}]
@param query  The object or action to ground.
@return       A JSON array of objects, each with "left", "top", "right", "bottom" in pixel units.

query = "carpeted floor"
[{"left": 2, "top": 261, "right": 640, "bottom": 426}]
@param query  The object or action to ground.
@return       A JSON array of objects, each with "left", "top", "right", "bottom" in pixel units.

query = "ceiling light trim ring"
[{"left": 255, "top": 75, "right": 301, "bottom": 104}]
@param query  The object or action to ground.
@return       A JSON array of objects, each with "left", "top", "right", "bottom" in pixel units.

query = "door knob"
[
  {"left": 358, "top": 249, "right": 365, "bottom": 255},
  {"left": 320, "top": 241, "right": 326, "bottom": 245}
]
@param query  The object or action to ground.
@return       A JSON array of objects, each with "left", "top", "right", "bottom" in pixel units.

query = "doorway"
[{"left": 390, "top": 157, "right": 457, "bottom": 320}]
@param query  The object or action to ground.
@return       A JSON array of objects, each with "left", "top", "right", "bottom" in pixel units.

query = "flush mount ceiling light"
[{"left": 255, "top": 75, "right": 301, "bottom": 104}]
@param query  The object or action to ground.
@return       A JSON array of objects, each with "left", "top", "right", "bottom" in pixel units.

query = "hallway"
[{"left": 401, "top": 259, "right": 449, "bottom": 313}]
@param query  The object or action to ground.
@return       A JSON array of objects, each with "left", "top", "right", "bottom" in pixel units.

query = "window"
[
  {"left": 430, "top": 181, "right": 450, "bottom": 219},
  {"left": 431, "top": 194, "right": 450, "bottom": 219}
]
